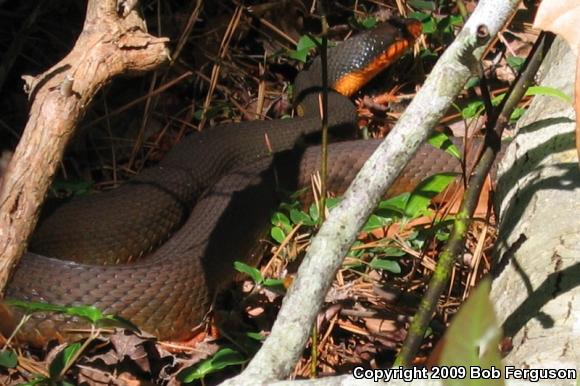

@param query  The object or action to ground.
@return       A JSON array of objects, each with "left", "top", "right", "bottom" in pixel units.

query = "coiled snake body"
[{"left": 1, "top": 20, "right": 468, "bottom": 346}]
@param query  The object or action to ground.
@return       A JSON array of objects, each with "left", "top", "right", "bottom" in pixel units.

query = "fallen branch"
[{"left": 0, "top": 0, "right": 169, "bottom": 294}]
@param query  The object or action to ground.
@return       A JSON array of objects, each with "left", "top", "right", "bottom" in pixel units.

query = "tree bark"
[
  {"left": 0, "top": 0, "right": 169, "bottom": 294},
  {"left": 490, "top": 37, "right": 579, "bottom": 382}
]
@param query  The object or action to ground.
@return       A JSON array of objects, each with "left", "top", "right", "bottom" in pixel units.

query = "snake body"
[{"left": 1, "top": 20, "right": 470, "bottom": 346}]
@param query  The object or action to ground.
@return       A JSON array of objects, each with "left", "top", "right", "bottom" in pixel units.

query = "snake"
[{"left": 0, "top": 19, "right": 476, "bottom": 347}]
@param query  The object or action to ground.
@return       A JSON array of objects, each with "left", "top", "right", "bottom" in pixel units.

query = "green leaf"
[
  {"left": 178, "top": 348, "right": 246, "bottom": 383},
  {"left": 307, "top": 197, "right": 341, "bottom": 223},
  {"left": 362, "top": 214, "right": 392, "bottom": 232},
  {"left": 407, "top": 229, "right": 425, "bottom": 248},
  {"left": 51, "top": 180, "right": 93, "bottom": 197},
  {"left": 350, "top": 15, "right": 378, "bottom": 30},
  {"left": 526, "top": 85, "right": 573, "bottom": 105},
  {"left": 408, "top": 11, "right": 431, "bottom": 22},
  {"left": 6, "top": 300, "right": 104, "bottom": 323},
  {"left": 5, "top": 299, "right": 137, "bottom": 332},
  {"left": 378, "top": 193, "right": 409, "bottom": 213},
  {"left": 0, "top": 350, "right": 17, "bottom": 369},
  {"left": 440, "top": 279, "right": 504, "bottom": 386},
  {"left": 491, "top": 93, "right": 505, "bottom": 106},
  {"left": 6, "top": 299, "right": 70, "bottom": 313},
  {"left": 347, "top": 241, "right": 365, "bottom": 258},
  {"left": 325, "top": 197, "right": 341, "bottom": 209},
  {"left": 296, "top": 35, "right": 321, "bottom": 51},
  {"left": 437, "top": 14, "right": 463, "bottom": 35},
  {"left": 510, "top": 107, "right": 526, "bottom": 122},
  {"left": 288, "top": 49, "right": 309, "bottom": 63},
  {"left": 506, "top": 56, "right": 525, "bottom": 72},
  {"left": 271, "top": 212, "right": 291, "bottom": 232},
  {"left": 449, "top": 14, "right": 464, "bottom": 27},
  {"left": 63, "top": 306, "right": 104, "bottom": 324},
  {"left": 287, "top": 35, "right": 323, "bottom": 63},
  {"left": 246, "top": 331, "right": 266, "bottom": 341},
  {"left": 359, "top": 16, "right": 378, "bottom": 29},
  {"left": 234, "top": 261, "right": 263, "bottom": 285},
  {"left": 461, "top": 100, "right": 484, "bottom": 119},
  {"left": 405, "top": 173, "right": 457, "bottom": 218},
  {"left": 409, "top": 11, "right": 436, "bottom": 34},
  {"left": 369, "top": 258, "right": 401, "bottom": 274},
  {"left": 308, "top": 203, "right": 319, "bottom": 222},
  {"left": 437, "top": 16, "right": 453, "bottom": 34},
  {"left": 420, "top": 48, "right": 438, "bottom": 61},
  {"left": 379, "top": 247, "right": 406, "bottom": 257},
  {"left": 270, "top": 226, "right": 286, "bottom": 244},
  {"left": 49, "top": 342, "right": 82, "bottom": 378},
  {"left": 344, "top": 260, "right": 365, "bottom": 270},
  {"left": 487, "top": 87, "right": 571, "bottom": 121},
  {"left": 289, "top": 209, "right": 314, "bottom": 226},
  {"left": 263, "top": 278, "right": 285, "bottom": 287},
  {"left": 421, "top": 17, "right": 437, "bottom": 34},
  {"left": 263, "top": 278, "right": 286, "bottom": 291},
  {"left": 408, "top": 0, "right": 436, "bottom": 10},
  {"left": 428, "top": 132, "right": 461, "bottom": 159}
]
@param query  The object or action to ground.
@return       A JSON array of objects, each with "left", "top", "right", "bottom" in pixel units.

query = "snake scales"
[{"left": 1, "top": 19, "right": 470, "bottom": 346}]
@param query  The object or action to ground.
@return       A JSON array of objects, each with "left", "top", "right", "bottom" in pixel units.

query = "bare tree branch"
[{"left": 0, "top": 0, "right": 170, "bottom": 294}]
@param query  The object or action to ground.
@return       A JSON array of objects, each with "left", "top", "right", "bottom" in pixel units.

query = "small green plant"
[
  {"left": 458, "top": 85, "right": 572, "bottom": 122},
  {"left": 349, "top": 15, "right": 378, "bottom": 30},
  {"left": 270, "top": 133, "right": 462, "bottom": 276},
  {"left": 427, "top": 131, "right": 461, "bottom": 158},
  {"left": 5, "top": 300, "right": 137, "bottom": 331},
  {"left": 506, "top": 55, "right": 525, "bottom": 72},
  {"left": 287, "top": 35, "right": 324, "bottom": 63},
  {"left": 51, "top": 179, "right": 93, "bottom": 197},
  {"left": 0, "top": 350, "right": 17, "bottom": 369},
  {"left": 269, "top": 197, "right": 341, "bottom": 244},
  {"left": 177, "top": 348, "right": 246, "bottom": 384},
  {"left": 193, "top": 101, "right": 234, "bottom": 121},
  {"left": 234, "top": 261, "right": 285, "bottom": 291},
  {"left": 1, "top": 300, "right": 138, "bottom": 383},
  {"left": 409, "top": 7, "right": 463, "bottom": 40}
]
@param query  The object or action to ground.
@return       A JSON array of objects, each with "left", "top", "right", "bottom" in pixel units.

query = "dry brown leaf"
[{"left": 109, "top": 331, "right": 150, "bottom": 373}]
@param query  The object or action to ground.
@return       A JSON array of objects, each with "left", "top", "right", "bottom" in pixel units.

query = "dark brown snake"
[{"left": 0, "top": 20, "right": 483, "bottom": 346}]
